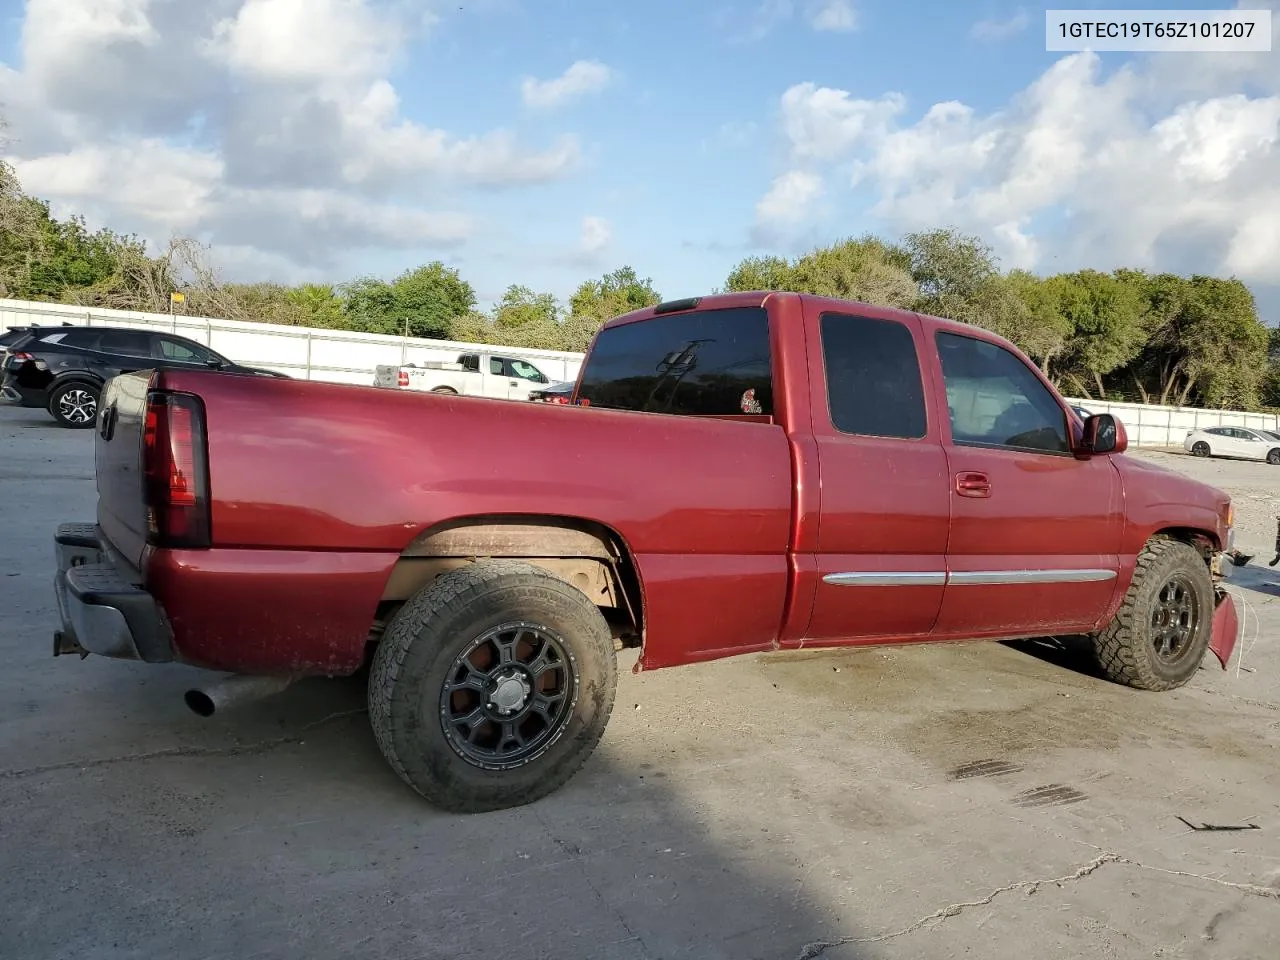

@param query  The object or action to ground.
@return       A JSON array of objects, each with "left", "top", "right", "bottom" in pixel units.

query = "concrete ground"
[{"left": 1, "top": 401, "right": 1277, "bottom": 960}]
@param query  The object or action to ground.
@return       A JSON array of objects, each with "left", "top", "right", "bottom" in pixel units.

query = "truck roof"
[{"left": 601, "top": 290, "right": 1011, "bottom": 348}]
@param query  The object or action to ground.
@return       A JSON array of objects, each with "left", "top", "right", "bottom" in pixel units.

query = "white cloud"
[
  {"left": 808, "top": 0, "right": 858, "bottom": 33},
  {"left": 721, "top": 0, "right": 858, "bottom": 41},
  {"left": 521, "top": 60, "right": 614, "bottom": 109},
  {"left": 579, "top": 216, "right": 612, "bottom": 255},
  {"left": 755, "top": 170, "right": 824, "bottom": 227},
  {"left": 0, "top": 0, "right": 583, "bottom": 278},
  {"left": 970, "top": 8, "right": 1029, "bottom": 42},
  {"left": 755, "top": 35, "right": 1280, "bottom": 301},
  {"left": 779, "top": 82, "right": 905, "bottom": 161},
  {"left": 208, "top": 0, "right": 403, "bottom": 83}
]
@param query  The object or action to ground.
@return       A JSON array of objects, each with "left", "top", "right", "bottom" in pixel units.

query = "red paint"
[
  {"left": 92, "top": 292, "right": 1236, "bottom": 679},
  {"left": 1209, "top": 591, "right": 1239, "bottom": 670}
]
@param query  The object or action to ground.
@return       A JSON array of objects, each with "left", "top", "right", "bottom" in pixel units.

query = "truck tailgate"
[{"left": 94, "top": 372, "right": 154, "bottom": 571}]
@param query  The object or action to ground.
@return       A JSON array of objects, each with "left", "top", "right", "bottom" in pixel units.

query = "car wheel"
[
  {"left": 429, "top": 386, "right": 457, "bottom": 394},
  {"left": 1190, "top": 441, "right": 1210, "bottom": 457},
  {"left": 1268, "top": 449, "right": 1280, "bottom": 465},
  {"left": 49, "top": 382, "right": 100, "bottom": 429},
  {"left": 1092, "top": 537, "right": 1215, "bottom": 691},
  {"left": 368, "top": 560, "right": 617, "bottom": 813}
]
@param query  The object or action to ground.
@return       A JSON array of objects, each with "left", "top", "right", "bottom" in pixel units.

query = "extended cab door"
[
  {"left": 928, "top": 330, "right": 1122, "bottom": 638},
  {"left": 803, "top": 306, "right": 951, "bottom": 643}
]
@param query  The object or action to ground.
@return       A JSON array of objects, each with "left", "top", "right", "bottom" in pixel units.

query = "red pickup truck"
[{"left": 53, "top": 292, "right": 1240, "bottom": 812}]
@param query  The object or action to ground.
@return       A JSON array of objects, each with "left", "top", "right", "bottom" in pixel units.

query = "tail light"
[
  {"left": 8, "top": 351, "right": 33, "bottom": 363},
  {"left": 397, "top": 370, "right": 409, "bottom": 387},
  {"left": 143, "top": 391, "right": 211, "bottom": 548}
]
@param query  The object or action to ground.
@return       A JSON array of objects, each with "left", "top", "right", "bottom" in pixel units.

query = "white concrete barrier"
[
  {"left": 1063, "top": 397, "right": 1280, "bottom": 448},
  {"left": 0, "top": 298, "right": 586, "bottom": 386}
]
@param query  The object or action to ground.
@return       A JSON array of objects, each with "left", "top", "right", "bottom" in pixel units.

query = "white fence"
[
  {"left": 0, "top": 298, "right": 587, "bottom": 386},
  {"left": 4, "top": 296, "right": 1278, "bottom": 447},
  {"left": 1062, "top": 398, "right": 1280, "bottom": 448}
]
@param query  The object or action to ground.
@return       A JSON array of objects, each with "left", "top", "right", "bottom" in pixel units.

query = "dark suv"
[{"left": 1, "top": 325, "right": 289, "bottom": 428}]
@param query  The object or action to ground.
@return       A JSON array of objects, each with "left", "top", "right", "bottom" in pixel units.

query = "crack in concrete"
[
  {"left": 793, "top": 852, "right": 1280, "bottom": 960},
  {"left": 0, "top": 709, "right": 367, "bottom": 781}
]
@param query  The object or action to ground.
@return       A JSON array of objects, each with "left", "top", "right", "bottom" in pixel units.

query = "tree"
[
  {"left": 999, "top": 269, "right": 1073, "bottom": 378},
  {"left": 390, "top": 261, "right": 476, "bottom": 338},
  {"left": 568, "top": 266, "right": 661, "bottom": 321},
  {"left": 286, "top": 283, "right": 346, "bottom": 328},
  {"left": 1123, "top": 271, "right": 1267, "bottom": 408},
  {"left": 723, "top": 255, "right": 794, "bottom": 293},
  {"left": 1051, "top": 270, "right": 1148, "bottom": 400},
  {"left": 338, "top": 262, "right": 476, "bottom": 338},
  {"left": 494, "top": 284, "right": 560, "bottom": 329},
  {"left": 784, "top": 236, "right": 918, "bottom": 307}
]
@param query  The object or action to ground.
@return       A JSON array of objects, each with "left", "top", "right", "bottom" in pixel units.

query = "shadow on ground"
[{"left": 1, "top": 669, "right": 873, "bottom": 960}]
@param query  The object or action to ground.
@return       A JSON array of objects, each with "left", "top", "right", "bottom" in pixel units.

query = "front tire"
[
  {"left": 1093, "top": 538, "right": 1215, "bottom": 691},
  {"left": 1267, "top": 448, "right": 1280, "bottom": 465},
  {"left": 368, "top": 560, "right": 617, "bottom": 813},
  {"left": 48, "top": 381, "right": 100, "bottom": 429},
  {"left": 1191, "top": 441, "right": 1210, "bottom": 457}
]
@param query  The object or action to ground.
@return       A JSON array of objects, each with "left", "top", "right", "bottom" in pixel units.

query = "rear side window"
[
  {"left": 96, "top": 330, "right": 153, "bottom": 358},
  {"left": 575, "top": 307, "right": 773, "bottom": 416},
  {"left": 937, "top": 332, "right": 1069, "bottom": 454},
  {"left": 55, "top": 329, "right": 104, "bottom": 350},
  {"left": 820, "top": 312, "right": 927, "bottom": 439},
  {"left": 459, "top": 354, "right": 480, "bottom": 372}
]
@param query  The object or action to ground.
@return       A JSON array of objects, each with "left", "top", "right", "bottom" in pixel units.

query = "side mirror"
[
  {"left": 206, "top": 358, "right": 223, "bottom": 369},
  {"left": 1081, "top": 413, "right": 1126, "bottom": 456}
]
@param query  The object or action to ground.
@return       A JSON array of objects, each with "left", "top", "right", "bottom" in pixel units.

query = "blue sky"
[{"left": 1, "top": 0, "right": 1278, "bottom": 317}]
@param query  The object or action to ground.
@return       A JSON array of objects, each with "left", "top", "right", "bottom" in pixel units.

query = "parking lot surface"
[{"left": 2, "top": 402, "right": 1278, "bottom": 960}]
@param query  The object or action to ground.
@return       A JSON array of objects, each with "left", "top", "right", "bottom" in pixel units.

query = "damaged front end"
[{"left": 1202, "top": 510, "right": 1267, "bottom": 670}]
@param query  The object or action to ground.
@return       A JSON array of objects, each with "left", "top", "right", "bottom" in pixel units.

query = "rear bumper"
[
  {"left": 53, "top": 523, "right": 175, "bottom": 663},
  {"left": 1, "top": 375, "right": 49, "bottom": 407}
]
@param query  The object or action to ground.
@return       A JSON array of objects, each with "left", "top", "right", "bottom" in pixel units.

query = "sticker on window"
[{"left": 739, "top": 388, "right": 763, "bottom": 414}]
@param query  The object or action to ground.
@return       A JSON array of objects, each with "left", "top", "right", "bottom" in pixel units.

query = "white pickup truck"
[{"left": 373, "top": 352, "right": 555, "bottom": 400}]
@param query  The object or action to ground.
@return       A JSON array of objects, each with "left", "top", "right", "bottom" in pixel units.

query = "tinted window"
[
  {"left": 55, "top": 329, "right": 104, "bottom": 350},
  {"left": 821, "top": 312, "right": 927, "bottom": 439},
  {"left": 97, "top": 330, "right": 152, "bottom": 358},
  {"left": 459, "top": 354, "right": 480, "bottom": 372},
  {"left": 575, "top": 307, "right": 773, "bottom": 416},
  {"left": 937, "top": 332, "right": 1069, "bottom": 454}
]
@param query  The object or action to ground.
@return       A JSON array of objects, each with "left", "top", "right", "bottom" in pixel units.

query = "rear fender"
[{"left": 382, "top": 516, "right": 645, "bottom": 644}]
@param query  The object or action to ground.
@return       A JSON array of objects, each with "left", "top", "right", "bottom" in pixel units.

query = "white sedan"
[{"left": 1184, "top": 426, "right": 1280, "bottom": 465}]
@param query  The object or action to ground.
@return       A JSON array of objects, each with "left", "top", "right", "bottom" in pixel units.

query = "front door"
[
  {"left": 929, "top": 331, "right": 1123, "bottom": 638},
  {"left": 804, "top": 307, "right": 951, "bottom": 644}
]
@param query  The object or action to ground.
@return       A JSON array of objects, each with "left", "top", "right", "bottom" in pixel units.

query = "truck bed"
[{"left": 95, "top": 370, "right": 796, "bottom": 672}]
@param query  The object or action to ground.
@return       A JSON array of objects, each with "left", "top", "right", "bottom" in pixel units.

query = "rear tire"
[
  {"left": 1093, "top": 538, "right": 1215, "bottom": 691},
  {"left": 430, "top": 386, "right": 457, "bottom": 394},
  {"left": 1191, "top": 441, "right": 1210, "bottom": 457},
  {"left": 368, "top": 560, "right": 617, "bottom": 813},
  {"left": 48, "top": 381, "right": 100, "bottom": 429}
]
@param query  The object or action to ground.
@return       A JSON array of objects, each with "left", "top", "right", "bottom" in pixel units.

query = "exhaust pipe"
[{"left": 184, "top": 674, "right": 296, "bottom": 717}]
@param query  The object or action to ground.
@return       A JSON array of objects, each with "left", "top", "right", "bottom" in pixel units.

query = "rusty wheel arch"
[{"left": 376, "top": 514, "right": 645, "bottom": 649}]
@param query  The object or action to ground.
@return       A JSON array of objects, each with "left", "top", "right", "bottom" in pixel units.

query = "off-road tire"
[
  {"left": 48, "top": 380, "right": 101, "bottom": 429},
  {"left": 368, "top": 560, "right": 617, "bottom": 813},
  {"left": 1093, "top": 538, "right": 1215, "bottom": 691},
  {"left": 1191, "top": 441, "right": 1210, "bottom": 457}
]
